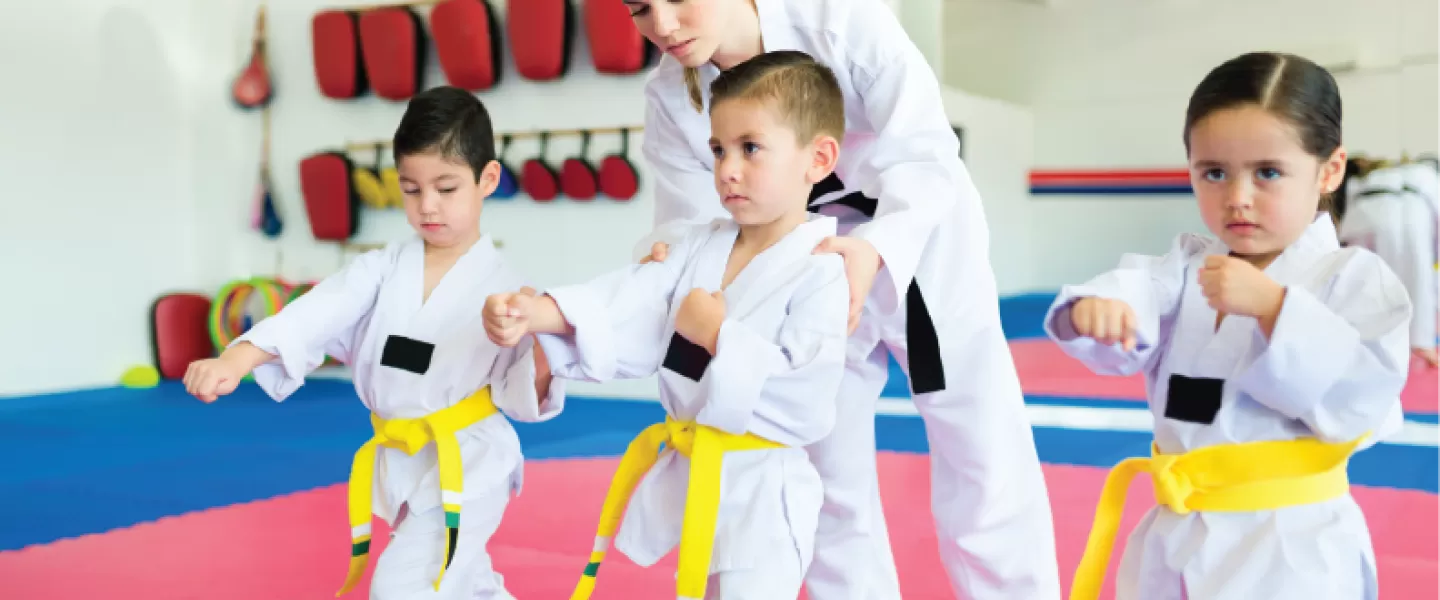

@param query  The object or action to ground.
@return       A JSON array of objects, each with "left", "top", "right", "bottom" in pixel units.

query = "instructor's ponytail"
[{"left": 683, "top": 67, "right": 704, "bottom": 112}]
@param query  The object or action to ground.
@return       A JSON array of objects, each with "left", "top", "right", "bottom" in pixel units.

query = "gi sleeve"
[
  {"left": 489, "top": 334, "right": 566, "bottom": 423},
  {"left": 1044, "top": 234, "right": 1203, "bottom": 376},
  {"left": 1233, "top": 250, "right": 1412, "bottom": 445},
  {"left": 536, "top": 232, "right": 699, "bottom": 382},
  {"left": 838, "top": 0, "right": 961, "bottom": 315},
  {"left": 694, "top": 255, "right": 849, "bottom": 447},
  {"left": 234, "top": 245, "right": 395, "bottom": 401},
  {"left": 630, "top": 81, "right": 729, "bottom": 262}
]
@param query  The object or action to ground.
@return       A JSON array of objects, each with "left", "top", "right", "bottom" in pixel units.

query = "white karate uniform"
[
  {"left": 1338, "top": 164, "right": 1439, "bottom": 351},
  {"left": 535, "top": 214, "right": 850, "bottom": 599},
  {"left": 633, "top": 0, "right": 1060, "bottom": 598},
  {"left": 235, "top": 235, "right": 565, "bottom": 600},
  {"left": 1043, "top": 215, "right": 1411, "bottom": 600}
]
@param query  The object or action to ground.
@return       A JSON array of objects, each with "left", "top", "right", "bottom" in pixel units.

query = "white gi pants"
[
  {"left": 704, "top": 537, "right": 806, "bottom": 599},
  {"left": 370, "top": 491, "right": 516, "bottom": 600},
  {"left": 803, "top": 298, "right": 1062, "bottom": 600}
]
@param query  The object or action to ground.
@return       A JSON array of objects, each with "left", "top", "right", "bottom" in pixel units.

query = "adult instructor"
[{"left": 624, "top": 0, "right": 1061, "bottom": 598}]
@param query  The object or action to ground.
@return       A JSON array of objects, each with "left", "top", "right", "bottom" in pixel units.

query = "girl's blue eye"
[
  {"left": 1203, "top": 169, "right": 1225, "bottom": 182},
  {"left": 743, "top": 142, "right": 759, "bottom": 154},
  {"left": 1256, "top": 167, "right": 1281, "bottom": 181}
]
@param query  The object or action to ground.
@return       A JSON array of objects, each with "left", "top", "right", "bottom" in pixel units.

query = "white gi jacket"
[
  {"left": 1045, "top": 215, "right": 1411, "bottom": 600},
  {"left": 536, "top": 215, "right": 850, "bottom": 574},
  {"left": 237, "top": 235, "right": 566, "bottom": 523}
]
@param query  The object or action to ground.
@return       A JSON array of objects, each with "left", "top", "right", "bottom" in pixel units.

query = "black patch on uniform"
[
  {"left": 1164, "top": 374, "right": 1224, "bottom": 424},
  {"left": 661, "top": 332, "right": 711, "bottom": 381},
  {"left": 905, "top": 280, "right": 946, "bottom": 394},
  {"left": 380, "top": 335, "right": 434, "bottom": 374}
]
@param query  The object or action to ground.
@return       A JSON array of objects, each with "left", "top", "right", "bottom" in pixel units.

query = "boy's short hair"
[
  {"left": 708, "top": 50, "right": 846, "bottom": 145},
  {"left": 393, "top": 86, "right": 496, "bottom": 181}
]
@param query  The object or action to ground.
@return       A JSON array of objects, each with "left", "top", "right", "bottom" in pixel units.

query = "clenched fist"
[
  {"left": 1196, "top": 255, "right": 1285, "bottom": 319},
  {"left": 1069, "top": 297, "right": 1140, "bottom": 351},
  {"left": 184, "top": 356, "right": 247, "bottom": 403},
  {"left": 675, "top": 288, "right": 726, "bottom": 354},
  {"left": 484, "top": 286, "right": 538, "bottom": 347}
]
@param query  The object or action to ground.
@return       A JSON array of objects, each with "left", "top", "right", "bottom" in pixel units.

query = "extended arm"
[
  {"left": 234, "top": 247, "right": 392, "bottom": 400},
  {"left": 1044, "top": 235, "right": 1201, "bottom": 376},
  {"left": 536, "top": 237, "right": 697, "bottom": 382}
]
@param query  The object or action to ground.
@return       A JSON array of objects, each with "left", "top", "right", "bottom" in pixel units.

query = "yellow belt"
[
  {"left": 1068, "top": 434, "right": 1365, "bottom": 600},
  {"left": 570, "top": 417, "right": 786, "bottom": 600},
  {"left": 335, "top": 387, "right": 499, "bottom": 597}
]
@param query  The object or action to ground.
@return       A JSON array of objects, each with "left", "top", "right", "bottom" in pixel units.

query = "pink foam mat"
[{"left": 1, "top": 454, "right": 1433, "bottom": 599}]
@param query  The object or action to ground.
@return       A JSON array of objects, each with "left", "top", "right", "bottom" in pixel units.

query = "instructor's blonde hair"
[
  {"left": 684, "top": 66, "right": 704, "bottom": 112},
  {"left": 705, "top": 50, "right": 846, "bottom": 145}
]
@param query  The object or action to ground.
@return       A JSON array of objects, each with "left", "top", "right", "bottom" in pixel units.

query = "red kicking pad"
[
  {"left": 299, "top": 152, "right": 361, "bottom": 242},
  {"left": 310, "top": 10, "right": 368, "bottom": 99},
  {"left": 584, "top": 0, "right": 654, "bottom": 75},
  {"left": 358, "top": 7, "right": 427, "bottom": 101},
  {"left": 150, "top": 293, "right": 214, "bottom": 379},
  {"left": 431, "top": 0, "right": 503, "bottom": 91},
  {"left": 507, "top": 0, "right": 573, "bottom": 81}
]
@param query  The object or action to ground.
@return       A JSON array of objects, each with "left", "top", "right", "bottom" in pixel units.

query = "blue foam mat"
[{"left": 0, "top": 379, "right": 1434, "bottom": 552}]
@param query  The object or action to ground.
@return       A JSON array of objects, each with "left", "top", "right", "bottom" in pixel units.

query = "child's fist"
[
  {"left": 184, "top": 357, "right": 245, "bottom": 403},
  {"left": 1070, "top": 297, "right": 1140, "bottom": 351},
  {"left": 1196, "top": 255, "right": 1284, "bottom": 318},
  {"left": 484, "top": 287, "right": 538, "bottom": 347},
  {"left": 675, "top": 288, "right": 726, "bottom": 353}
]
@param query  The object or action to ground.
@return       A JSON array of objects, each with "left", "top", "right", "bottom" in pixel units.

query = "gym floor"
[{"left": 2, "top": 294, "right": 1435, "bottom": 599}]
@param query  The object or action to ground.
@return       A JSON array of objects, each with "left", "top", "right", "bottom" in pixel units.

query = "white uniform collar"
[
  {"left": 755, "top": 0, "right": 799, "bottom": 53},
  {"left": 1260, "top": 213, "right": 1340, "bottom": 277},
  {"left": 701, "top": 0, "right": 800, "bottom": 78}
]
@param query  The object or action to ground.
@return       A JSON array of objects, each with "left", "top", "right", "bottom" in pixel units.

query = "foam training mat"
[{"left": 1, "top": 293, "right": 1434, "bottom": 599}]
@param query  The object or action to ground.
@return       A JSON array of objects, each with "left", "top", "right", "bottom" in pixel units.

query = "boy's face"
[
  {"left": 397, "top": 152, "right": 499, "bottom": 248},
  {"left": 708, "top": 98, "right": 836, "bottom": 226}
]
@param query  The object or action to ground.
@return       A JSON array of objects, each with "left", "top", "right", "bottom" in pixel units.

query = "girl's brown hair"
[{"left": 1184, "top": 52, "right": 1343, "bottom": 212}]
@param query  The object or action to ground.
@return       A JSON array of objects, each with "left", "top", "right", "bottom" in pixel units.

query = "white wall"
[
  {"left": 943, "top": 88, "right": 1037, "bottom": 295},
  {"left": 0, "top": 0, "right": 211, "bottom": 397},
  {"left": 944, "top": 0, "right": 1439, "bottom": 290},
  {"left": 0, "top": 0, "right": 1032, "bottom": 397}
]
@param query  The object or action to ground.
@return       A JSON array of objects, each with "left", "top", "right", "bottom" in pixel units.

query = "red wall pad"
[
  {"left": 507, "top": 0, "right": 573, "bottom": 81},
  {"left": 311, "top": 10, "right": 368, "bottom": 99},
  {"left": 585, "top": 0, "right": 654, "bottom": 74},
  {"left": 298, "top": 152, "right": 362, "bottom": 242},
  {"left": 358, "top": 7, "right": 428, "bottom": 101},
  {"left": 431, "top": 0, "right": 503, "bottom": 91}
]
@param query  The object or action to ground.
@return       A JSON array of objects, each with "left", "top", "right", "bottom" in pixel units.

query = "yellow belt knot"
[
  {"left": 1147, "top": 454, "right": 1195, "bottom": 515},
  {"left": 1066, "top": 434, "right": 1368, "bottom": 600},
  {"left": 665, "top": 419, "right": 698, "bottom": 455},
  {"left": 334, "top": 387, "right": 499, "bottom": 597},
  {"left": 570, "top": 417, "right": 788, "bottom": 600}
]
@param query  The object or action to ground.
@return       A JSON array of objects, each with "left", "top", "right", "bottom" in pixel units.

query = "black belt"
[
  {"left": 1358, "top": 184, "right": 1424, "bottom": 197},
  {"left": 805, "top": 173, "right": 946, "bottom": 394}
]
